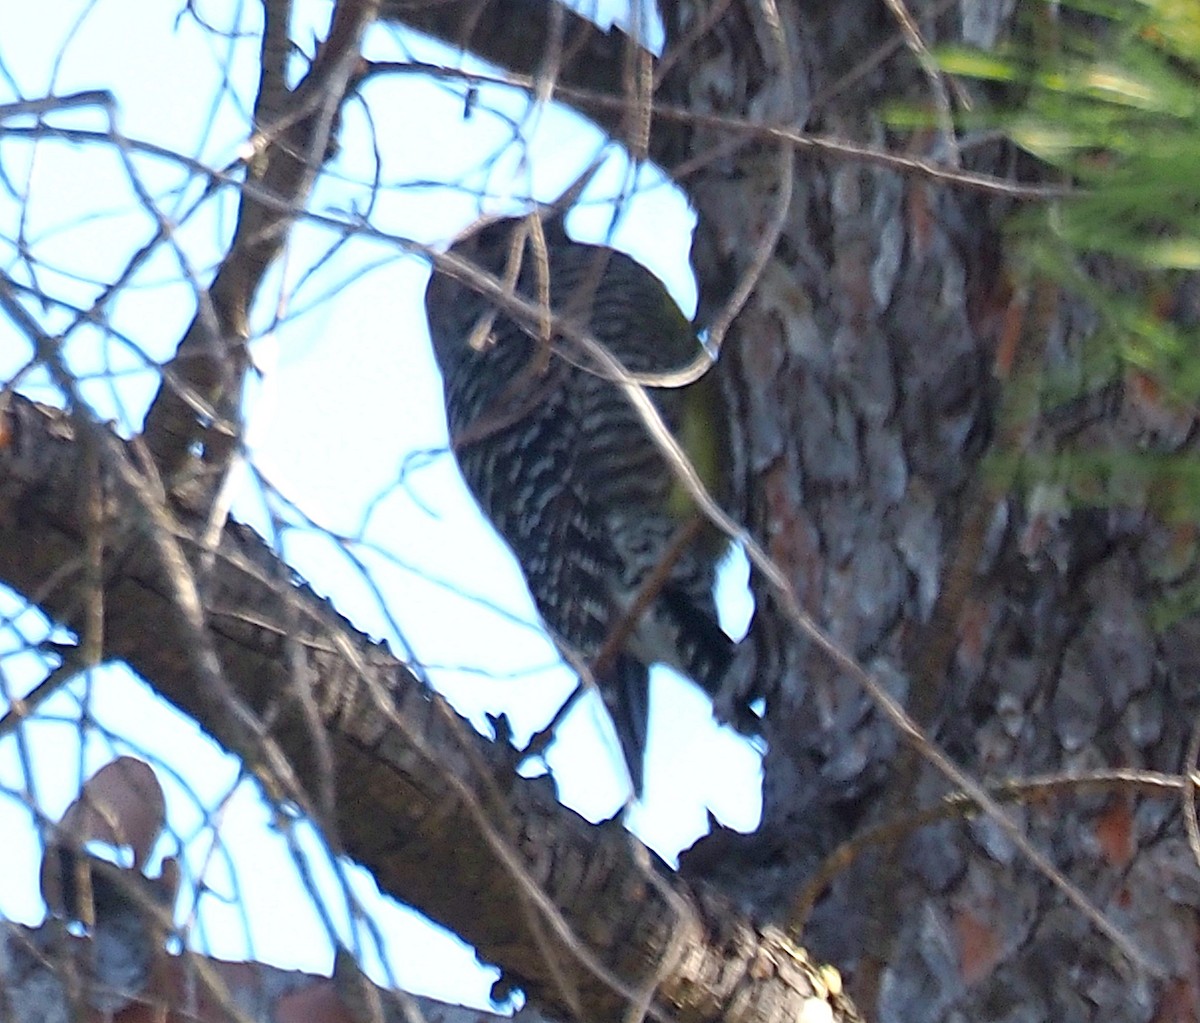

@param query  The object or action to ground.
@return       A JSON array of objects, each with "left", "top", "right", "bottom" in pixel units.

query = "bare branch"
[
  {"left": 141, "top": 0, "right": 380, "bottom": 496},
  {"left": 378, "top": 0, "right": 662, "bottom": 151}
]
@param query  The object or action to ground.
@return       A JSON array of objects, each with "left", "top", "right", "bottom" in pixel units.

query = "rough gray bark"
[{"left": 0, "top": 916, "right": 550, "bottom": 1023}]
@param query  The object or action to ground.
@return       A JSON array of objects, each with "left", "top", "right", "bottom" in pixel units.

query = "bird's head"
[{"left": 425, "top": 212, "right": 567, "bottom": 363}]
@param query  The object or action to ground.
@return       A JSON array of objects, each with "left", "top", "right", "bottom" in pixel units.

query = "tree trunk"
[{"left": 658, "top": 2, "right": 1199, "bottom": 1020}]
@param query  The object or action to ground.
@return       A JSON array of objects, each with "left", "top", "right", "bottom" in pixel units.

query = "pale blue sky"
[{"left": 0, "top": 0, "right": 760, "bottom": 1006}]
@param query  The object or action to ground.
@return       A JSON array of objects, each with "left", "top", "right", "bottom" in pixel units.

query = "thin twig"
[
  {"left": 791, "top": 766, "right": 1200, "bottom": 931},
  {"left": 362, "top": 60, "right": 1070, "bottom": 200},
  {"left": 880, "top": 0, "right": 963, "bottom": 165}
]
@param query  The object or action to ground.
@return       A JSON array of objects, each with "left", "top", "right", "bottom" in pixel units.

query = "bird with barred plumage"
[{"left": 424, "top": 213, "right": 740, "bottom": 796}]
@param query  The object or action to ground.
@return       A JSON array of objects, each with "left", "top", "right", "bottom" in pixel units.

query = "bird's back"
[{"left": 424, "top": 216, "right": 736, "bottom": 792}]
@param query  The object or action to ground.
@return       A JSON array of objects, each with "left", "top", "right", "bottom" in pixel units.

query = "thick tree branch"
[
  {"left": 0, "top": 396, "right": 861, "bottom": 1023},
  {"left": 378, "top": 0, "right": 685, "bottom": 164},
  {"left": 380, "top": 0, "right": 636, "bottom": 98},
  {"left": 1, "top": 916, "right": 518, "bottom": 1023}
]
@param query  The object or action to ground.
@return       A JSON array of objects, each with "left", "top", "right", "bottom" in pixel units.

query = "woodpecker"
[{"left": 424, "top": 213, "right": 735, "bottom": 795}]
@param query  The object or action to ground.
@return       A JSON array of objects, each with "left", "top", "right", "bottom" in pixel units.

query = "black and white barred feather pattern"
[{"left": 424, "top": 215, "right": 733, "bottom": 794}]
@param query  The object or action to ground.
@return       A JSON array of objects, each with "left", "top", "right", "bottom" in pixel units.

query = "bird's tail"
[
  {"left": 660, "top": 586, "right": 760, "bottom": 735},
  {"left": 602, "top": 654, "right": 652, "bottom": 798},
  {"left": 660, "top": 585, "right": 734, "bottom": 697}
]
